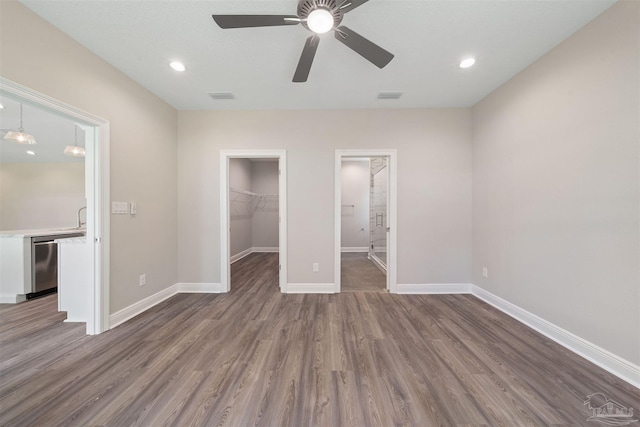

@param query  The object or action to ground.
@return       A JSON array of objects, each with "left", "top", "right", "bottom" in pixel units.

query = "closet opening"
[
  {"left": 334, "top": 150, "right": 397, "bottom": 293},
  {"left": 220, "top": 150, "right": 287, "bottom": 293}
]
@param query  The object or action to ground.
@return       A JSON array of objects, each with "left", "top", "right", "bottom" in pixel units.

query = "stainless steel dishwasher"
[{"left": 29, "top": 233, "right": 84, "bottom": 299}]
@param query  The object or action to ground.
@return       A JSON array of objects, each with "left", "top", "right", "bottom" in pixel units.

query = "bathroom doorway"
[{"left": 335, "top": 150, "right": 397, "bottom": 293}]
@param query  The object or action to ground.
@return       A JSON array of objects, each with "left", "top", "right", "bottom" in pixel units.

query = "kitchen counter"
[
  {"left": 0, "top": 228, "right": 86, "bottom": 238},
  {"left": 0, "top": 229, "right": 86, "bottom": 303}
]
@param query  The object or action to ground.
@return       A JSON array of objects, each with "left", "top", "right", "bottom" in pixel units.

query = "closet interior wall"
[{"left": 229, "top": 159, "right": 279, "bottom": 261}]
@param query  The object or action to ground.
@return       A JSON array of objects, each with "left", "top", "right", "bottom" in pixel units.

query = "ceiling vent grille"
[
  {"left": 209, "top": 92, "right": 235, "bottom": 100},
  {"left": 377, "top": 92, "right": 403, "bottom": 100}
]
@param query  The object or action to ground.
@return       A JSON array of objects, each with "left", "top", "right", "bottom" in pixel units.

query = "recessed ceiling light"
[
  {"left": 459, "top": 57, "right": 476, "bottom": 69},
  {"left": 26, "top": 150, "right": 36, "bottom": 156},
  {"left": 170, "top": 61, "right": 186, "bottom": 72},
  {"left": 0, "top": 103, "right": 4, "bottom": 109}
]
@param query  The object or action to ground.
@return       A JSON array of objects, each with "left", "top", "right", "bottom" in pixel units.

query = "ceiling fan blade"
[
  {"left": 338, "top": 0, "right": 370, "bottom": 13},
  {"left": 334, "top": 26, "right": 394, "bottom": 68},
  {"left": 293, "top": 35, "right": 320, "bottom": 82},
  {"left": 212, "top": 15, "right": 300, "bottom": 29}
]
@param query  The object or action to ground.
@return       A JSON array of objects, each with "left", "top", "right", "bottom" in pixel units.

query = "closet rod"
[{"left": 229, "top": 186, "right": 278, "bottom": 197}]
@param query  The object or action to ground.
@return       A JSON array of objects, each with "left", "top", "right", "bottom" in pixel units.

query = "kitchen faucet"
[{"left": 77, "top": 206, "right": 87, "bottom": 229}]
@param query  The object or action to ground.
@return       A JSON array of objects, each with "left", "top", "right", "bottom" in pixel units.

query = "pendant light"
[
  {"left": 3, "top": 103, "right": 37, "bottom": 145},
  {"left": 64, "top": 125, "right": 85, "bottom": 157}
]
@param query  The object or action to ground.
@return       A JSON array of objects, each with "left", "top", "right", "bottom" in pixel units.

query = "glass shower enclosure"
[{"left": 369, "top": 157, "right": 388, "bottom": 271}]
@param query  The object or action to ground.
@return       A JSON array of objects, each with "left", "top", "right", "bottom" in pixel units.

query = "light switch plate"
[
  {"left": 112, "top": 202, "right": 129, "bottom": 214},
  {"left": 130, "top": 202, "right": 137, "bottom": 215}
]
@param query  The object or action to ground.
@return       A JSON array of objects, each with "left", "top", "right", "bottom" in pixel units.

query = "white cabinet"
[
  {"left": 0, "top": 237, "right": 30, "bottom": 303},
  {"left": 57, "top": 237, "right": 89, "bottom": 322},
  {"left": 0, "top": 229, "right": 86, "bottom": 304}
]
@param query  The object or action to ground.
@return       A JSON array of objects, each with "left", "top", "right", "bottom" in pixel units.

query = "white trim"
[
  {"left": 471, "top": 285, "right": 640, "bottom": 389},
  {"left": 335, "top": 150, "right": 397, "bottom": 293},
  {"left": 0, "top": 294, "right": 27, "bottom": 304},
  {"left": 230, "top": 248, "right": 253, "bottom": 264},
  {"left": 396, "top": 283, "right": 472, "bottom": 294},
  {"left": 220, "top": 150, "right": 287, "bottom": 293},
  {"left": 252, "top": 247, "right": 279, "bottom": 253},
  {"left": 109, "top": 284, "right": 178, "bottom": 329},
  {"left": 177, "top": 283, "right": 224, "bottom": 293},
  {"left": 231, "top": 247, "right": 280, "bottom": 264},
  {"left": 286, "top": 283, "right": 337, "bottom": 294},
  {"left": 341, "top": 247, "right": 369, "bottom": 253},
  {"left": 368, "top": 253, "right": 387, "bottom": 273},
  {"left": 0, "top": 77, "right": 110, "bottom": 335}
]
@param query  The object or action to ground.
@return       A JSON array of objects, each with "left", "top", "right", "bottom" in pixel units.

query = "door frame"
[
  {"left": 1, "top": 77, "right": 110, "bottom": 334},
  {"left": 220, "top": 150, "right": 287, "bottom": 292},
  {"left": 335, "top": 149, "right": 397, "bottom": 293}
]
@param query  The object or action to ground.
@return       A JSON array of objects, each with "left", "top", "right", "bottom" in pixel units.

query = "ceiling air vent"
[
  {"left": 377, "top": 92, "right": 403, "bottom": 100},
  {"left": 209, "top": 92, "right": 235, "bottom": 100}
]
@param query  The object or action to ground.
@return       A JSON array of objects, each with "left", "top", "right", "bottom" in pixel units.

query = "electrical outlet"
[
  {"left": 313, "top": 263, "right": 319, "bottom": 272},
  {"left": 482, "top": 267, "right": 488, "bottom": 278},
  {"left": 139, "top": 274, "right": 146, "bottom": 286}
]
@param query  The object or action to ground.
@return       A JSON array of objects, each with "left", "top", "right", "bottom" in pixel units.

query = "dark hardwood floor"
[
  {"left": 0, "top": 253, "right": 637, "bottom": 426},
  {"left": 341, "top": 252, "right": 386, "bottom": 292}
]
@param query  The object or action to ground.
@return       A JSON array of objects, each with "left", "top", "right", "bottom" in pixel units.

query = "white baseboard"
[
  {"left": 252, "top": 247, "right": 279, "bottom": 253},
  {"left": 230, "top": 248, "right": 252, "bottom": 264},
  {"left": 396, "top": 283, "right": 472, "bottom": 294},
  {"left": 110, "top": 283, "right": 224, "bottom": 328},
  {"left": 471, "top": 285, "right": 640, "bottom": 389},
  {"left": 287, "top": 283, "right": 337, "bottom": 294},
  {"left": 230, "top": 247, "right": 279, "bottom": 264},
  {"left": 341, "top": 247, "right": 369, "bottom": 253},
  {"left": 0, "top": 294, "right": 27, "bottom": 304},
  {"left": 178, "top": 283, "right": 224, "bottom": 293},
  {"left": 110, "top": 284, "right": 179, "bottom": 329}
]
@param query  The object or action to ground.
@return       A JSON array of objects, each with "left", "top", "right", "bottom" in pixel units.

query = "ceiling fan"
[{"left": 212, "top": 0, "right": 394, "bottom": 83}]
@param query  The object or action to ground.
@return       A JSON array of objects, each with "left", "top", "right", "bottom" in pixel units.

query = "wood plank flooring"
[
  {"left": 0, "top": 253, "right": 638, "bottom": 426},
  {"left": 341, "top": 252, "right": 386, "bottom": 292}
]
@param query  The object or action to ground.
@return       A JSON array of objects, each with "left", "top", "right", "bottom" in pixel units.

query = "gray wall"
[
  {"left": 341, "top": 160, "right": 370, "bottom": 249},
  {"left": 0, "top": 1, "right": 178, "bottom": 313},
  {"left": 229, "top": 158, "right": 252, "bottom": 257},
  {"left": 177, "top": 108, "right": 472, "bottom": 285},
  {"left": 250, "top": 161, "right": 279, "bottom": 249},
  {"left": 0, "top": 163, "right": 85, "bottom": 231},
  {"left": 472, "top": 0, "right": 639, "bottom": 363}
]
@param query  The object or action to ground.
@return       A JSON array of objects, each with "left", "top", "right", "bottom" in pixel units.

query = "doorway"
[
  {"left": 335, "top": 150, "right": 397, "bottom": 293},
  {"left": 220, "top": 150, "right": 287, "bottom": 293},
  {"left": 0, "top": 77, "right": 109, "bottom": 334}
]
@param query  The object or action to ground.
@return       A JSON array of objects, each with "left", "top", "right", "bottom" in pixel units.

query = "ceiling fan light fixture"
[{"left": 307, "top": 9, "right": 334, "bottom": 34}]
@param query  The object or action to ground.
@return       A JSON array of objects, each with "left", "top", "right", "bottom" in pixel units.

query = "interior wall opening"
[
  {"left": 0, "top": 80, "right": 109, "bottom": 335},
  {"left": 340, "top": 157, "right": 389, "bottom": 293},
  {"left": 221, "top": 151, "right": 287, "bottom": 293},
  {"left": 228, "top": 158, "right": 280, "bottom": 291}
]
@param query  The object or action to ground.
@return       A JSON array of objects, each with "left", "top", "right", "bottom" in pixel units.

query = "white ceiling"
[
  {"left": 19, "top": 0, "right": 616, "bottom": 110},
  {"left": 0, "top": 96, "right": 85, "bottom": 163}
]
